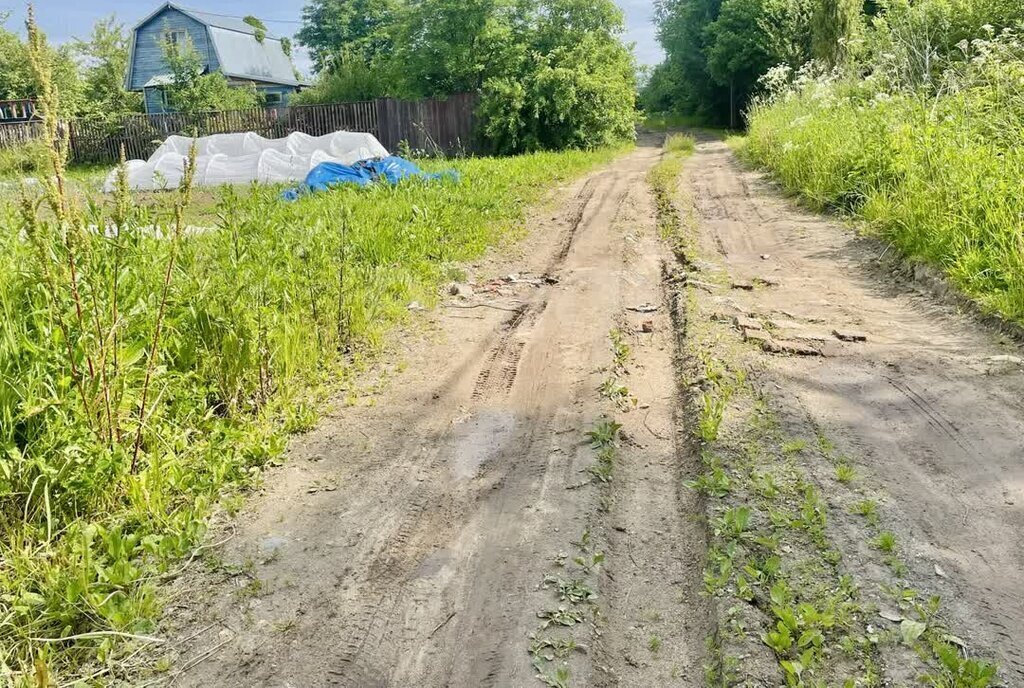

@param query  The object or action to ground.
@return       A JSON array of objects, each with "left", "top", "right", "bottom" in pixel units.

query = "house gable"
[
  {"left": 126, "top": 5, "right": 219, "bottom": 92},
  {"left": 126, "top": 2, "right": 306, "bottom": 113}
]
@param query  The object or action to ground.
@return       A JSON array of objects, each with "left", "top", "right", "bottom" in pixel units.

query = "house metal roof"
[
  {"left": 143, "top": 74, "right": 174, "bottom": 88},
  {"left": 208, "top": 27, "right": 302, "bottom": 86},
  {"left": 130, "top": 3, "right": 306, "bottom": 88},
  {"left": 177, "top": 8, "right": 269, "bottom": 36}
]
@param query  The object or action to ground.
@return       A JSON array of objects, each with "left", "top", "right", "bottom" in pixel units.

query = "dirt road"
[
  {"left": 157, "top": 136, "right": 1023, "bottom": 687},
  {"left": 162, "top": 139, "right": 710, "bottom": 687}
]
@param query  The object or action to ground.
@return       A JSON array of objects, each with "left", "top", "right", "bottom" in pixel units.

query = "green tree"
[
  {"left": 479, "top": 0, "right": 637, "bottom": 152},
  {"left": 291, "top": 52, "right": 392, "bottom": 103},
  {"left": 0, "top": 13, "right": 82, "bottom": 115},
  {"left": 811, "top": 0, "right": 861, "bottom": 65},
  {"left": 297, "top": 0, "right": 402, "bottom": 72},
  {"left": 639, "top": 62, "right": 682, "bottom": 113},
  {"left": 297, "top": 0, "right": 637, "bottom": 151},
  {"left": 161, "top": 35, "right": 260, "bottom": 114},
  {"left": 706, "top": 0, "right": 777, "bottom": 126},
  {"left": 646, "top": 0, "right": 815, "bottom": 124},
  {"left": 387, "top": 0, "right": 497, "bottom": 97},
  {"left": 650, "top": 0, "right": 728, "bottom": 120},
  {"left": 72, "top": 16, "right": 143, "bottom": 121},
  {"left": 762, "top": 0, "right": 815, "bottom": 69}
]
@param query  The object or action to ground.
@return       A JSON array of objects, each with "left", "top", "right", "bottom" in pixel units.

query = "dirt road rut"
[{"left": 163, "top": 140, "right": 709, "bottom": 687}]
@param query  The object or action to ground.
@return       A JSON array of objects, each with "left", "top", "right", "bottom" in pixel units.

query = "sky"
[{"left": 4, "top": 0, "right": 664, "bottom": 76}]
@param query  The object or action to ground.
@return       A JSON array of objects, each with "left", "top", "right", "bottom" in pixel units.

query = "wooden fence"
[
  {"left": 0, "top": 120, "right": 44, "bottom": 149},
  {"left": 19, "top": 93, "right": 477, "bottom": 164}
]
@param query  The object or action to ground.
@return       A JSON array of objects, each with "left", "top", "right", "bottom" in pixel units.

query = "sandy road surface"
[
  {"left": 685, "top": 139, "right": 1024, "bottom": 682},
  {"left": 161, "top": 138, "right": 710, "bottom": 687},
  {"left": 155, "top": 135, "right": 1023, "bottom": 687}
]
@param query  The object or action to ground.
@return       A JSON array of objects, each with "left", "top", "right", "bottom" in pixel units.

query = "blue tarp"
[{"left": 282, "top": 156, "right": 458, "bottom": 200}]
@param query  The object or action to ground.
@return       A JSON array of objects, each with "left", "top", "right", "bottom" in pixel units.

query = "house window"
[
  {"left": 164, "top": 30, "right": 187, "bottom": 48},
  {"left": 265, "top": 92, "right": 284, "bottom": 106},
  {"left": 158, "top": 89, "right": 170, "bottom": 110}
]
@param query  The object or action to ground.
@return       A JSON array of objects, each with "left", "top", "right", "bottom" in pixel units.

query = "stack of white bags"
[{"left": 103, "top": 130, "right": 389, "bottom": 192}]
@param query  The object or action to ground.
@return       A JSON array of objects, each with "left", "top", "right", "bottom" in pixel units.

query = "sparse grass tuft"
[
  {"left": 782, "top": 439, "right": 807, "bottom": 455},
  {"left": 851, "top": 499, "right": 879, "bottom": 525},
  {"left": 835, "top": 463, "right": 856, "bottom": 484},
  {"left": 873, "top": 531, "right": 897, "bottom": 554},
  {"left": 665, "top": 133, "right": 696, "bottom": 155}
]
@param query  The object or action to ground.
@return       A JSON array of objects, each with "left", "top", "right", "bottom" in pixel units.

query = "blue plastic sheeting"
[{"left": 282, "top": 156, "right": 458, "bottom": 200}]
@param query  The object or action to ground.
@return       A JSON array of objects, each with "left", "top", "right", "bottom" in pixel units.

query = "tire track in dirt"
[
  {"left": 321, "top": 170, "right": 624, "bottom": 685},
  {"left": 158, "top": 139, "right": 709, "bottom": 688},
  {"left": 683, "top": 137, "right": 1024, "bottom": 684},
  {"left": 883, "top": 376, "right": 977, "bottom": 457}
]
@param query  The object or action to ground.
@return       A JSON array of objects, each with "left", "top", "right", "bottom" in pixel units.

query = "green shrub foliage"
[{"left": 296, "top": 0, "right": 638, "bottom": 153}]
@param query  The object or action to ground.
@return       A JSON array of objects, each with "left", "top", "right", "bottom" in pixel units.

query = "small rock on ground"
[{"left": 832, "top": 329, "right": 868, "bottom": 342}]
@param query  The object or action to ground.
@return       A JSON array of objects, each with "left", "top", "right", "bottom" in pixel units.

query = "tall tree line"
[
  {"left": 644, "top": 0, "right": 1024, "bottom": 126},
  {"left": 644, "top": 0, "right": 859, "bottom": 126}
]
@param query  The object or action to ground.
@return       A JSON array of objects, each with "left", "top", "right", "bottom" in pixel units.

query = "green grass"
[
  {"left": 0, "top": 141, "right": 110, "bottom": 188},
  {"left": 648, "top": 133, "right": 696, "bottom": 254},
  {"left": 0, "top": 141, "right": 47, "bottom": 179},
  {"left": 873, "top": 532, "right": 897, "bottom": 554},
  {"left": 743, "top": 74, "right": 1024, "bottom": 324},
  {"left": 835, "top": 463, "right": 856, "bottom": 484},
  {"left": 664, "top": 133, "right": 696, "bottom": 155},
  {"left": 641, "top": 112, "right": 730, "bottom": 137},
  {"left": 0, "top": 129, "right": 627, "bottom": 682}
]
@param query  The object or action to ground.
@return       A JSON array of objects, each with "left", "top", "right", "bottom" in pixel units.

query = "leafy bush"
[
  {"left": 291, "top": 55, "right": 390, "bottom": 104},
  {"left": 479, "top": 34, "right": 637, "bottom": 153}
]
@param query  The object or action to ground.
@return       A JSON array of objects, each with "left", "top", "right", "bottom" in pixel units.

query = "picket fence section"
[
  {"left": 0, "top": 120, "right": 44, "bottom": 149},
  {"left": 0, "top": 93, "right": 479, "bottom": 164}
]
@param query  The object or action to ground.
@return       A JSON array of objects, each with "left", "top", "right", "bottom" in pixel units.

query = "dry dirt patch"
[{"left": 147, "top": 138, "right": 711, "bottom": 688}]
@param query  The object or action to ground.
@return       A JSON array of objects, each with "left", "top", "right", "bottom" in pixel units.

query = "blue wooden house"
[{"left": 125, "top": 2, "right": 306, "bottom": 114}]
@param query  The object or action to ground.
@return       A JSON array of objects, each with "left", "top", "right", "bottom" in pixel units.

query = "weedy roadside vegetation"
[
  {"left": 685, "top": 333, "right": 998, "bottom": 686},
  {"left": 599, "top": 328, "right": 637, "bottom": 411},
  {"left": 647, "top": 135, "right": 694, "bottom": 232},
  {"left": 0, "top": 141, "right": 48, "bottom": 178},
  {"left": 743, "top": 25, "right": 1024, "bottom": 325},
  {"left": 0, "top": 14, "right": 628, "bottom": 684},
  {"left": 531, "top": 522, "right": 606, "bottom": 685},
  {"left": 531, "top": 320, "right": 631, "bottom": 685}
]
